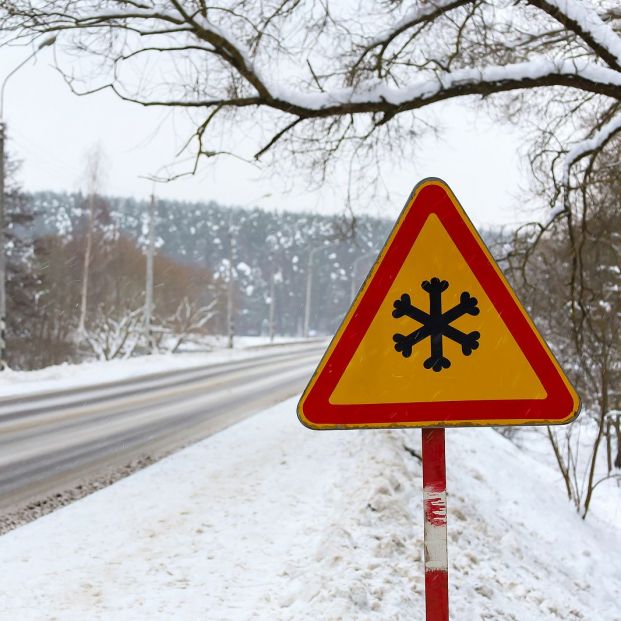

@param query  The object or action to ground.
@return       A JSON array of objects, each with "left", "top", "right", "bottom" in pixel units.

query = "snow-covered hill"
[{"left": 0, "top": 398, "right": 618, "bottom": 620}]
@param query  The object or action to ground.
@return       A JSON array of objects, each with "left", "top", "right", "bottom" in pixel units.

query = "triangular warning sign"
[{"left": 298, "top": 179, "right": 580, "bottom": 429}]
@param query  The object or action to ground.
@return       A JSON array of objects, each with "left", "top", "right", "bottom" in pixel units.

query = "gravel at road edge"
[{"left": 0, "top": 454, "right": 158, "bottom": 535}]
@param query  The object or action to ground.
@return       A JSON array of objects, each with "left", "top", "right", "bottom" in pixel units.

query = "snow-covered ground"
[
  {"left": 0, "top": 397, "right": 619, "bottom": 620},
  {"left": 508, "top": 423, "right": 621, "bottom": 532},
  {"left": 0, "top": 336, "right": 315, "bottom": 399}
]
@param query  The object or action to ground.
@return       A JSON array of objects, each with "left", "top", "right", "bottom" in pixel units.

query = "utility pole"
[
  {"left": 350, "top": 251, "right": 376, "bottom": 301},
  {"left": 265, "top": 233, "right": 279, "bottom": 343},
  {"left": 304, "top": 246, "right": 323, "bottom": 338},
  {"left": 224, "top": 193, "right": 271, "bottom": 347},
  {"left": 268, "top": 266, "right": 276, "bottom": 342},
  {"left": 0, "top": 121, "right": 6, "bottom": 369},
  {"left": 144, "top": 192, "right": 156, "bottom": 352},
  {"left": 0, "top": 36, "right": 56, "bottom": 368},
  {"left": 226, "top": 210, "right": 235, "bottom": 349}
]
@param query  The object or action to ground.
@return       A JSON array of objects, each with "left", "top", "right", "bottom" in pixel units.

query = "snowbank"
[
  {"left": 0, "top": 398, "right": 618, "bottom": 620},
  {"left": 0, "top": 336, "right": 315, "bottom": 400}
]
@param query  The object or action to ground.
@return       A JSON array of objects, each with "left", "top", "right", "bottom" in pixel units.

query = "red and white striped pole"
[{"left": 422, "top": 428, "right": 449, "bottom": 621}]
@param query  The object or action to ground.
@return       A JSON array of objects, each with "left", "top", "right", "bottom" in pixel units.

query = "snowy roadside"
[
  {"left": 505, "top": 424, "right": 621, "bottom": 533},
  {"left": 0, "top": 336, "right": 319, "bottom": 400},
  {"left": 0, "top": 397, "right": 619, "bottom": 620}
]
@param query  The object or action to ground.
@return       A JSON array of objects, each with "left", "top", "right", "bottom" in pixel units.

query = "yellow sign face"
[
  {"left": 329, "top": 213, "right": 546, "bottom": 405},
  {"left": 298, "top": 178, "right": 580, "bottom": 429}
]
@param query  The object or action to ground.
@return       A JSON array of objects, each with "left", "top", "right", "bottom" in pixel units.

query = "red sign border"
[{"left": 298, "top": 178, "right": 580, "bottom": 429}]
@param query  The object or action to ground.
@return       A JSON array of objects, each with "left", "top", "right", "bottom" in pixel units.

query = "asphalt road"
[{"left": 0, "top": 343, "right": 323, "bottom": 512}]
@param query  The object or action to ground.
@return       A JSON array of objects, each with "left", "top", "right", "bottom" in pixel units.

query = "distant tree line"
[
  {"left": 7, "top": 180, "right": 393, "bottom": 369},
  {"left": 8, "top": 158, "right": 621, "bottom": 517}
]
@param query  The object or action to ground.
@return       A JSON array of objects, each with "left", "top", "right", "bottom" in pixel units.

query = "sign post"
[
  {"left": 422, "top": 428, "right": 448, "bottom": 621},
  {"left": 298, "top": 178, "right": 580, "bottom": 618}
]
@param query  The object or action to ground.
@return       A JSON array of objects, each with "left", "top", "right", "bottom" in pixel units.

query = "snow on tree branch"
[
  {"left": 562, "top": 112, "right": 621, "bottom": 185},
  {"left": 2, "top": 0, "right": 621, "bottom": 201},
  {"left": 360, "top": 0, "right": 474, "bottom": 55},
  {"left": 527, "top": 0, "right": 621, "bottom": 71}
]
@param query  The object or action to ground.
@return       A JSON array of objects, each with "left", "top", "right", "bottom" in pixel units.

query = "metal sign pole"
[{"left": 422, "top": 428, "right": 448, "bottom": 621}]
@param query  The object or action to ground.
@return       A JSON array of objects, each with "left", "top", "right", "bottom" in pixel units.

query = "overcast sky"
[{"left": 3, "top": 44, "right": 541, "bottom": 228}]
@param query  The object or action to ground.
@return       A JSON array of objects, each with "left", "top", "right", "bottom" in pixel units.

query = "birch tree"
[{"left": 77, "top": 144, "right": 106, "bottom": 337}]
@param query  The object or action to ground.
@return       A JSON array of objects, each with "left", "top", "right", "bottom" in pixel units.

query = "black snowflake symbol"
[{"left": 392, "top": 277, "right": 480, "bottom": 372}]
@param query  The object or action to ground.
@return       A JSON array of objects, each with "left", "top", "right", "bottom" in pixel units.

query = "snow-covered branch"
[
  {"left": 3, "top": 0, "right": 621, "bottom": 180},
  {"left": 359, "top": 0, "right": 475, "bottom": 56},
  {"left": 84, "top": 307, "right": 143, "bottom": 361},
  {"left": 527, "top": 0, "right": 621, "bottom": 71},
  {"left": 158, "top": 297, "right": 219, "bottom": 353},
  {"left": 65, "top": 56, "right": 621, "bottom": 122},
  {"left": 562, "top": 112, "right": 621, "bottom": 185}
]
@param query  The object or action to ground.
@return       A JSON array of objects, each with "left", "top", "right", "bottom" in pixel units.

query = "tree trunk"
[
  {"left": 0, "top": 123, "right": 6, "bottom": 369},
  {"left": 77, "top": 193, "right": 94, "bottom": 336},
  {"left": 582, "top": 368, "right": 609, "bottom": 518},
  {"left": 606, "top": 418, "right": 612, "bottom": 475},
  {"left": 546, "top": 426, "right": 574, "bottom": 503},
  {"left": 614, "top": 416, "right": 621, "bottom": 470}
]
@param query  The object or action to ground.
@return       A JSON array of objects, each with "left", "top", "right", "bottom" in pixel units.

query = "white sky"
[{"left": 3, "top": 45, "right": 542, "bottom": 228}]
